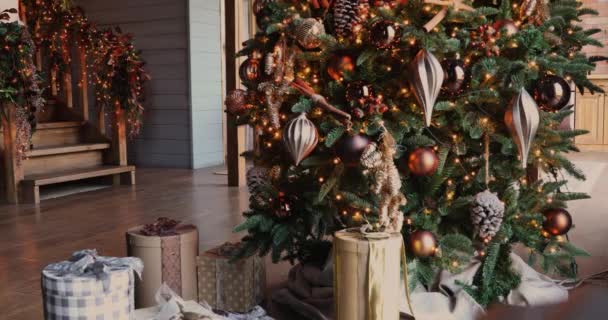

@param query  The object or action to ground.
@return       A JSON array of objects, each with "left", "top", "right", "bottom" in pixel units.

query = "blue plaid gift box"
[{"left": 42, "top": 249, "right": 143, "bottom": 320}]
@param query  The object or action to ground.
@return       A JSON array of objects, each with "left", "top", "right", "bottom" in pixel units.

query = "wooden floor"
[
  {"left": 0, "top": 167, "right": 289, "bottom": 319},
  {"left": 1, "top": 154, "right": 608, "bottom": 319}
]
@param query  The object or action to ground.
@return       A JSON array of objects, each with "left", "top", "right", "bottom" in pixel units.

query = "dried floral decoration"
[{"left": 361, "top": 127, "right": 406, "bottom": 232}]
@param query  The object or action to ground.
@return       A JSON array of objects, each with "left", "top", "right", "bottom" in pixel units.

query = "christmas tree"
[{"left": 229, "top": 0, "right": 601, "bottom": 305}]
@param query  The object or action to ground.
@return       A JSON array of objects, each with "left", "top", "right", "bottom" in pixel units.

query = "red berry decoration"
[
  {"left": 408, "top": 230, "right": 438, "bottom": 257},
  {"left": 543, "top": 208, "right": 573, "bottom": 236},
  {"left": 408, "top": 148, "right": 439, "bottom": 176},
  {"left": 336, "top": 134, "right": 371, "bottom": 166}
]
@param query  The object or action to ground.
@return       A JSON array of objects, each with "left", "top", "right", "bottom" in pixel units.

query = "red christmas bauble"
[
  {"left": 408, "top": 148, "right": 439, "bottom": 176},
  {"left": 409, "top": 230, "right": 438, "bottom": 257},
  {"left": 327, "top": 54, "right": 355, "bottom": 81},
  {"left": 336, "top": 134, "right": 371, "bottom": 166},
  {"left": 543, "top": 208, "right": 572, "bottom": 236},
  {"left": 239, "top": 58, "right": 262, "bottom": 83}
]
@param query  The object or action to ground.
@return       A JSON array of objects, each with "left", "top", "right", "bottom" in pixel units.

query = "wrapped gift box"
[
  {"left": 127, "top": 218, "right": 199, "bottom": 308},
  {"left": 333, "top": 230, "right": 404, "bottom": 320},
  {"left": 197, "top": 243, "right": 266, "bottom": 313},
  {"left": 41, "top": 249, "right": 142, "bottom": 320}
]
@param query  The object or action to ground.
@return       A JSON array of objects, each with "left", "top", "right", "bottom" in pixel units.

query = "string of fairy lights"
[
  {"left": 22, "top": 0, "right": 149, "bottom": 136},
  {"left": 0, "top": 9, "right": 45, "bottom": 161},
  {"left": 225, "top": 0, "right": 594, "bottom": 267}
]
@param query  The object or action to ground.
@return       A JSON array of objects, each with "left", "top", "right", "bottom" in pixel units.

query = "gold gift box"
[{"left": 197, "top": 243, "right": 266, "bottom": 313}]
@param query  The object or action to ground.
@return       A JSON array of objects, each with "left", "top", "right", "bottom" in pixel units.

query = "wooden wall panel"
[{"left": 79, "top": 0, "right": 192, "bottom": 168}]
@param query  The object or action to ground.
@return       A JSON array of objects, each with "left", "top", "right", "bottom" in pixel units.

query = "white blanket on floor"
[{"left": 400, "top": 254, "right": 568, "bottom": 320}]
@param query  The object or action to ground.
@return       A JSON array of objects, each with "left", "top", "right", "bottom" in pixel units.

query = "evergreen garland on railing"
[
  {"left": 0, "top": 9, "right": 45, "bottom": 160},
  {"left": 22, "top": 0, "right": 150, "bottom": 136}
]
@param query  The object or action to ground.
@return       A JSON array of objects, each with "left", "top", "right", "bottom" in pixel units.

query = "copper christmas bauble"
[
  {"left": 409, "top": 230, "right": 438, "bottom": 257},
  {"left": 336, "top": 134, "right": 371, "bottom": 166},
  {"left": 346, "top": 81, "right": 374, "bottom": 105},
  {"left": 370, "top": 20, "right": 400, "bottom": 49},
  {"left": 441, "top": 58, "right": 468, "bottom": 96},
  {"left": 534, "top": 75, "right": 571, "bottom": 112},
  {"left": 326, "top": 54, "right": 355, "bottom": 81},
  {"left": 408, "top": 148, "right": 439, "bottom": 176},
  {"left": 543, "top": 208, "right": 572, "bottom": 236},
  {"left": 239, "top": 58, "right": 262, "bottom": 83},
  {"left": 493, "top": 19, "right": 519, "bottom": 37},
  {"left": 253, "top": 0, "right": 271, "bottom": 15},
  {"left": 225, "top": 89, "right": 251, "bottom": 115}
]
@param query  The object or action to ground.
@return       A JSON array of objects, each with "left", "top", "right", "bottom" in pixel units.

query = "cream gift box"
[
  {"left": 127, "top": 218, "right": 199, "bottom": 308},
  {"left": 333, "top": 230, "right": 405, "bottom": 320}
]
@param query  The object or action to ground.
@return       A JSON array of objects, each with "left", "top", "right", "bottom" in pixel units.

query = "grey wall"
[
  {"left": 188, "top": 0, "right": 224, "bottom": 169},
  {"left": 79, "top": 0, "right": 193, "bottom": 168}
]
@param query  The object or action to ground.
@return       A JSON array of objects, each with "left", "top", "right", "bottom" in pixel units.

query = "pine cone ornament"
[
  {"left": 269, "top": 165, "right": 282, "bottom": 181},
  {"left": 247, "top": 166, "right": 271, "bottom": 195},
  {"left": 334, "top": 0, "right": 369, "bottom": 38},
  {"left": 471, "top": 190, "right": 505, "bottom": 239},
  {"left": 519, "top": 0, "right": 549, "bottom": 26},
  {"left": 265, "top": 53, "right": 277, "bottom": 76}
]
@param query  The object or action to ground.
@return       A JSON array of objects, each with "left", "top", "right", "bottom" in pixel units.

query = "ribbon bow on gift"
[
  {"left": 141, "top": 217, "right": 181, "bottom": 236},
  {"left": 47, "top": 249, "right": 143, "bottom": 292},
  {"left": 211, "top": 242, "right": 243, "bottom": 258}
]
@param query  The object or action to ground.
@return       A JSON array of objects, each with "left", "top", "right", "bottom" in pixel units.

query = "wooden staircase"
[
  {"left": 0, "top": 4, "right": 140, "bottom": 205},
  {"left": 2, "top": 98, "right": 135, "bottom": 204}
]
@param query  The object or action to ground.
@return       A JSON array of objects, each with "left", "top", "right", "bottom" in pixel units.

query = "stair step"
[
  {"left": 26, "top": 143, "right": 110, "bottom": 157},
  {"left": 23, "top": 165, "right": 135, "bottom": 186},
  {"left": 37, "top": 121, "right": 83, "bottom": 130},
  {"left": 32, "top": 122, "right": 84, "bottom": 148}
]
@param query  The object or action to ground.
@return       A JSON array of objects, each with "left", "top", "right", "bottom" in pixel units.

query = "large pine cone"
[
  {"left": 334, "top": 0, "right": 368, "bottom": 38},
  {"left": 470, "top": 190, "right": 505, "bottom": 239}
]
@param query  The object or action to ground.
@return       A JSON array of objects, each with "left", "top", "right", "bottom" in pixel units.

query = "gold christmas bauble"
[
  {"left": 409, "top": 230, "right": 438, "bottom": 257},
  {"left": 543, "top": 208, "right": 572, "bottom": 236},
  {"left": 295, "top": 18, "right": 326, "bottom": 50},
  {"left": 408, "top": 148, "right": 439, "bottom": 176}
]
